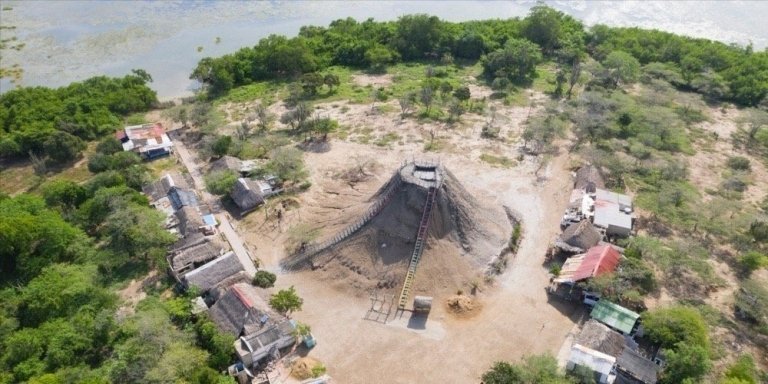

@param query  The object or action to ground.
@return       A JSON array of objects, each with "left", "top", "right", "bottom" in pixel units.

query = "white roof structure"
[
  {"left": 569, "top": 344, "right": 617, "bottom": 383},
  {"left": 592, "top": 189, "right": 633, "bottom": 235}
]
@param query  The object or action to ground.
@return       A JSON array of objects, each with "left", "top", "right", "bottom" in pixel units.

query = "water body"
[{"left": 1, "top": 0, "right": 766, "bottom": 99}]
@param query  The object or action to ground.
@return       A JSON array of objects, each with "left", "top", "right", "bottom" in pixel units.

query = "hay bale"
[{"left": 413, "top": 296, "right": 433, "bottom": 313}]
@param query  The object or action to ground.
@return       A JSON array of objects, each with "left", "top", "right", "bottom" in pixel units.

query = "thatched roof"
[
  {"left": 576, "top": 319, "right": 627, "bottom": 358},
  {"left": 209, "top": 155, "right": 243, "bottom": 173},
  {"left": 184, "top": 252, "right": 245, "bottom": 292},
  {"left": 575, "top": 165, "right": 605, "bottom": 190},
  {"left": 208, "top": 284, "right": 267, "bottom": 336},
  {"left": 230, "top": 178, "right": 264, "bottom": 213},
  {"left": 561, "top": 220, "right": 602, "bottom": 251},
  {"left": 616, "top": 348, "right": 659, "bottom": 384},
  {"left": 170, "top": 240, "right": 224, "bottom": 274},
  {"left": 175, "top": 206, "right": 204, "bottom": 237},
  {"left": 143, "top": 172, "right": 191, "bottom": 202}
]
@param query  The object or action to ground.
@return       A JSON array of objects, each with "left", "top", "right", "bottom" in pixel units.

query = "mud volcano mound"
[{"left": 284, "top": 162, "right": 512, "bottom": 296}]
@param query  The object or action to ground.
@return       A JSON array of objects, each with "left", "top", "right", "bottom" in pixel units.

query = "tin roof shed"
[{"left": 591, "top": 300, "right": 640, "bottom": 335}]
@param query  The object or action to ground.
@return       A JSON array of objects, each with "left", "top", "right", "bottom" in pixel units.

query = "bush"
[
  {"left": 723, "top": 354, "right": 760, "bottom": 384},
  {"left": 726, "top": 156, "right": 751, "bottom": 171},
  {"left": 661, "top": 342, "right": 711, "bottom": 383},
  {"left": 735, "top": 278, "right": 768, "bottom": 332},
  {"left": 204, "top": 170, "right": 238, "bottom": 195},
  {"left": 643, "top": 306, "right": 709, "bottom": 348},
  {"left": 252, "top": 270, "right": 277, "bottom": 288},
  {"left": 738, "top": 251, "right": 767, "bottom": 275}
]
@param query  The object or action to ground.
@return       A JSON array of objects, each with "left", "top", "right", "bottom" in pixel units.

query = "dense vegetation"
[
  {"left": 191, "top": 6, "right": 768, "bottom": 107},
  {"left": 0, "top": 70, "right": 157, "bottom": 162},
  {"left": 0, "top": 146, "right": 233, "bottom": 382}
]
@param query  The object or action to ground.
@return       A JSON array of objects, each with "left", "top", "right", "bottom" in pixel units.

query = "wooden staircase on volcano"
[{"left": 397, "top": 186, "right": 438, "bottom": 310}]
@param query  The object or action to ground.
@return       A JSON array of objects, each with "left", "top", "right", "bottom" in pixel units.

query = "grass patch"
[
  {"left": 0, "top": 162, "right": 40, "bottom": 195},
  {"left": 374, "top": 132, "right": 401, "bottom": 147},
  {"left": 217, "top": 80, "right": 286, "bottom": 105},
  {"left": 124, "top": 112, "right": 149, "bottom": 125},
  {"left": 146, "top": 157, "right": 181, "bottom": 178},
  {"left": 480, "top": 153, "right": 516, "bottom": 168},
  {"left": 532, "top": 63, "right": 557, "bottom": 94}
]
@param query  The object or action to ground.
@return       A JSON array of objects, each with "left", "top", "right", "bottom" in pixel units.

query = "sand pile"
[
  {"left": 289, "top": 164, "right": 512, "bottom": 297},
  {"left": 291, "top": 357, "right": 323, "bottom": 380},
  {"left": 446, "top": 295, "right": 475, "bottom": 313}
]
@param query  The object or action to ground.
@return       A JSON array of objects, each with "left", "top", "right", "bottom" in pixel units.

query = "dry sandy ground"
[{"left": 229, "top": 93, "right": 582, "bottom": 382}]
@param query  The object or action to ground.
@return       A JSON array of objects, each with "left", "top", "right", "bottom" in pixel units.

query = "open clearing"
[{"left": 232, "top": 92, "right": 584, "bottom": 382}]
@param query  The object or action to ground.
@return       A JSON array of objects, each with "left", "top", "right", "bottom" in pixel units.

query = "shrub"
[
  {"left": 252, "top": 270, "right": 277, "bottom": 288},
  {"left": 643, "top": 306, "right": 709, "bottom": 348},
  {"left": 204, "top": 170, "right": 238, "bottom": 195},
  {"left": 726, "top": 156, "right": 751, "bottom": 171},
  {"left": 735, "top": 278, "right": 768, "bottom": 332},
  {"left": 738, "top": 251, "right": 767, "bottom": 275},
  {"left": 724, "top": 355, "right": 760, "bottom": 384}
]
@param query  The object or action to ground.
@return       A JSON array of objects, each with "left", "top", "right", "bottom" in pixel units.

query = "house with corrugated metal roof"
[
  {"left": 591, "top": 300, "right": 641, "bottom": 335},
  {"left": 554, "top": 244, "right": 621, "bottom": 284},
  {"left": 573, "top": 319, "right": 660, "bottom": 384},
  {"left": 116, "top": 122, "right": 174, "bottom": 160},
  {"left": 590, "top": 189, "right": 634, "bottom": 237},
  {"left": 567, "top": 344, "right": 617, "bottom": 384}
]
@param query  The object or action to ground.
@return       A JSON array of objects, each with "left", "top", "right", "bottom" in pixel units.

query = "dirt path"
[{"left": 171, "top": 133, "right": 257, "bottom": 277}]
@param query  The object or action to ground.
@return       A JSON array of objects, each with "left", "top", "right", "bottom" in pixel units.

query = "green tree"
[
  {"left": 643, "top": 306, "right": 709, "bottom": 349},
  {"left": 43, "top": 131, "right": 86, "bottom": 162},
  {"left": 483, "top": 38, "right": 543, "bottom": 85},
  {"left": 481, "top": 354, "right": 571, "bottom": 384},
  {"left": 267, "top": 147, "right": 307, "bottom": 184},
  {"left": 723, "top": 354, "right": 760, "bottom": 384},
  {"left": 253, "top": 270, "right": 277, "bottom": 288},
  {"left": 0, "top": 195, "right": 93, "bottom": 280},
  {"left": 301, "top": 72, "right": 324, "bottom": 96},
  {"left": 269, "top": 286, "right": 303, "bottom": 316},
  {"left": 453, "top": 86, "right": 471, "bottom": 103},
  {"left": 661, "top": 342, "right": 711, "bottom": 384},
  {"left": 210, "top": 135, "right": 232, "bottom": 158},
  {"left": 204, "top": 170, "right": 238, "bottom": 196},
  {"left": 323, "top": 73, "right": 340, "bottom": 93},
  {"left": 95, "top": 137, "right": 123, "bottom": 155},
  {"left": 603, "top": 50, "right": 641, "bottom": 87},
  {"left": 41, "top": 179, "right": 88, "bottom": 211},
  {"left": 365, "top": 45, "right": 396, "bottom": 73},
  {"left": 18, "top": 264, "right": 115, "bottom": 326},
  {"left": 393, "top": 14, "right": 447, "bottom": 60}
]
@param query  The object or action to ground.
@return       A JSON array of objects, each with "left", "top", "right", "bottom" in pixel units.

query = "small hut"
[
  {"left": 557, "top": 220, "right": 603, "bottom": 253},
  {"left": 413, "top": 296, "right": 433, "bottom": 314},
  {"left": 209, "top": 155, "right": 243, "bottom": 174},
  {"left": 230, "top": 178, "right": 265, "bottom": 214},
  {"left": 576, "top": 320, "right": 627, "bottom": 358}
]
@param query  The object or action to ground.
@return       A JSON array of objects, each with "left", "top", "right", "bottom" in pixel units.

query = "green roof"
[{"left": 590, "top": 300, "right": 640, "bottom": 334}]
